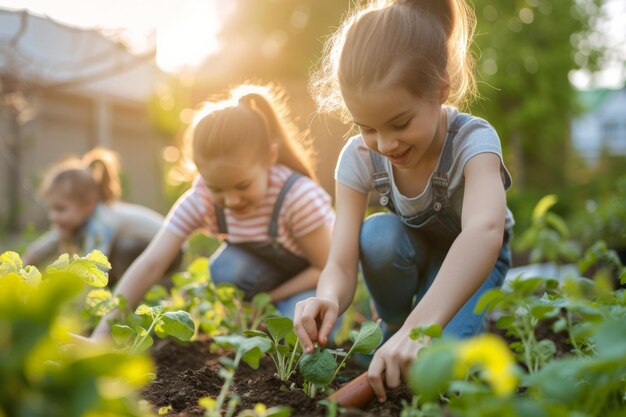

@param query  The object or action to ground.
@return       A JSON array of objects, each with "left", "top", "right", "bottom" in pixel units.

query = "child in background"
[
  {"left": 92, "top": 84, "right": 334, "bottom": 339},
  {"left": 293, "top": 0, "right": 514, "bottom": 402},
  {"left": 23, "top": 148, "right": 167, "bottom": 286}
]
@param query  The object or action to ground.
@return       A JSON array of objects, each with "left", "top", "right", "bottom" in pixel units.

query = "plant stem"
[
  {"left": 130, "top": 313, "right": 161, "bottom": 355},
  {"left": 333, "top": 345, "right": 355, "bottom": 381},
  {"left": 286, "top": 338, "right": 301, "bottom": 380}
]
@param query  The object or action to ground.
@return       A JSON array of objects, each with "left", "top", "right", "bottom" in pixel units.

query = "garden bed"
[{"left": 143, "top": 338, "right": 411, "bottom": 417}]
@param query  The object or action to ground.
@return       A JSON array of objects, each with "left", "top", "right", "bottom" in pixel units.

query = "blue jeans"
[
  {"left": 359, "top": 213, "right": 511, "bottom": 341},
  {"left": 209, "top": 243, "right": 315, "bottom": 319}
]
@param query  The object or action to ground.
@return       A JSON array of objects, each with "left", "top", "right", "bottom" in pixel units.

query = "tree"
[{"left": 469, "top": 0, "right": 606, "bottom": 192}]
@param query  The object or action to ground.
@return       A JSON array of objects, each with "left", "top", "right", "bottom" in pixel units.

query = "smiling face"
[
  {"left": 198, "top": 145, "right": 277, "bottom": 216},
  {"left": 342, "top": 86, "right": 449, "bottom": 170}
]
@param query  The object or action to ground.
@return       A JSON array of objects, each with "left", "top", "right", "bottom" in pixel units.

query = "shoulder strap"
[
  {"left": 431, "top": 113, "right": 472, "bottom": 198},
  {"left": 369, "top": 150, "right": 396, "bottom": 211},
  {"left": 215, "top": 205, "right": 228, "bottom": 235},
  {"left": 268, "top": 172, "right": 303, "bottom": 240}
]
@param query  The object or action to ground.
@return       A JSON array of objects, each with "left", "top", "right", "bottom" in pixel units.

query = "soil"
[
  {"left": 144, "top": 310, "right": 573, "bottom": 417},
  {"left": 143, "top": 338, "right": 411, "bottom": 417}
]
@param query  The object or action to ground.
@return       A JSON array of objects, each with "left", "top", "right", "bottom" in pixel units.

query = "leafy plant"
[
  {"left": 514, "top": 195, "right": 581, "bottom": 264},
  {"left": 0, "top": 251, "right": 153, "bottom": 417},
  {"left": 201, "top": 334, "right": 274, "bottom": 417},
  {"left": 298, "top": 321, "right": 382, "bottom": 398},
  {"left": 244, "top": 316, "right": 302, "bottom": 382},
  {"left": 160, "top": 258, "right": 278, "bottom": 337},
  {"left": 111, "top": 304, "right": 195, "bottom": 354}
]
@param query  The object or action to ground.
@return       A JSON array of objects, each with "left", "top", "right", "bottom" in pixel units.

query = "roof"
[{"left": 0, "top": 8, "right": 163, "bottom": 103}]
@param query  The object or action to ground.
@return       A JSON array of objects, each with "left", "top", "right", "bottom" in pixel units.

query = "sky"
[{"left": 0, "top": 0, "right": 624, "bottom": 88}]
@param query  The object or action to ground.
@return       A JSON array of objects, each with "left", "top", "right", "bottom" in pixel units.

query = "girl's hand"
[
  {"left": 293, "top": 296, "right": 339, "bottom": 353},
  {"left": 367, "top": 326, "right": 431, "bottom": 402}
]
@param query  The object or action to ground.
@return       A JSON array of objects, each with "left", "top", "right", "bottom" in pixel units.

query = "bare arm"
[
  {"left": 293, "top": 184, "right": 368, "bottom": 350},
  {"left": 91, "top": 226, "right": 185, "bottom": 338},
  {"left": 401, "top": 153, "right": 506, "bottom": 330},
  {"left": 267, "top": 222, "right": 332, "bottom": 302}
]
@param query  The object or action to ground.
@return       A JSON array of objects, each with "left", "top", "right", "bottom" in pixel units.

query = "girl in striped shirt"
[{"left": 92, "top": 84, "right": 333, "bottom": 338}]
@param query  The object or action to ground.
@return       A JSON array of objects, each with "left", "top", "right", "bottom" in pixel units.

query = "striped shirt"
[{"left": 165, "top": 165, "right": 334, "bottom": 257}]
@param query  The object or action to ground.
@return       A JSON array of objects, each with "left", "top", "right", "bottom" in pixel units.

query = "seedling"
[
  {"left": 244, "top": 316, "right": 302, "bottom": 382},
  {"left": 202, "top": 334, "right": 273, "bottom": 417},
  {"left": 299, "top": 321, "right": 382, "bottom": 398},
  {"left": 112, "top": 304, "right": 195, "bottom": 354}
]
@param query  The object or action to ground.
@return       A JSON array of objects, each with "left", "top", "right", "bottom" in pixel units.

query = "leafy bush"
[{"left": 0, "top": 251, "right": 153, "bottom": 417}]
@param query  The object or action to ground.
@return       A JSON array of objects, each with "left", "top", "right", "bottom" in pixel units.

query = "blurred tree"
[
  {"left": 208, "top": 0, "right": 353, "bottom": 81},
  {"left": 469, "top": 0, "right": 606, "bottom": 192}
]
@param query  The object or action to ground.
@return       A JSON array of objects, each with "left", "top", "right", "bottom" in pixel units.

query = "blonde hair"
[
  {"left": 311, "top": 0, "right": 477, "bottom": 122},
  {"left": 185, "top": 84, "right": 317, "bottom": 180},
  {"left": 40, "top": 147, "right": 122, "bottom": 204}
]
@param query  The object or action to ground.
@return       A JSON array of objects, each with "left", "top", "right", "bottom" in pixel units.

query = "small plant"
[
  {"left": 244, "top": 316, "right": 302, "bottom": 382},
  {"left": 514, "top": 194, "right": 580, "bottom": 264},
  {"left": 111, "top": 304, "right": 195, "bottom": 354},
  {"left": 201, "top": 334, "right": 274, "bottom": 417},
  {"left": 298, "top": 321, "right": 382, "bottom": 398}
]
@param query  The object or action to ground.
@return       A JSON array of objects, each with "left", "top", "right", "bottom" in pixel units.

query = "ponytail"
[
  {"left": 311, "top": 0, "right": 477, "bottom": 119},
  {"left": 82, "top": 148, "right": 122, "bottom": 204},
  {"left": 238, "top": 89, "right": 317, "bottom": 181},
  {"left": 40, "top": 147, "right": 121, "bottom": 205},
  {"left": 189, "top": 84, "right": 317, "bottom": 181}
]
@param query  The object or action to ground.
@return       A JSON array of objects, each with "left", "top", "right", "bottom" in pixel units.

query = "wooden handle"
[{"left": 325, "top": 372, "right": 374, "bottom": 409}]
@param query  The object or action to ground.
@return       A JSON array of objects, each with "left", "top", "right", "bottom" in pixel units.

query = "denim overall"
[
  {"left": 361, "top": 113, "right": 512, "bottom": 340},
  {"left": 209, "top": 172, "right": 315, "bottom": 318}
]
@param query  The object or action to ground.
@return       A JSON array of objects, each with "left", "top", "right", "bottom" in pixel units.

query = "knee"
[{"left": 359, "top": 214, "right": 413, "bottom": 267}]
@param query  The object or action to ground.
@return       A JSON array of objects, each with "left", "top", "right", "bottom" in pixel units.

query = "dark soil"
[{"left": 143, "top": 338, "right": 411, "bottom": 417}]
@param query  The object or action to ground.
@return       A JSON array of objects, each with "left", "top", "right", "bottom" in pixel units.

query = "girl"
[
  {"left": 92, "top": 84, "right": 333, "bottom": 338},
  {"left": 24, "top": 148, "right": 166, "bottom": 286},
  {"left": 293, "top": 0, "right": 514, "bottom": 402}
]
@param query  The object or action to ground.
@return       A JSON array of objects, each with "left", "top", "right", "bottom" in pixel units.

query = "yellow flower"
[
  {"left": 455, "top": 334, "right": 518, "bottom": 395},
  {"left": 253, "top": 403, "right": 268, "bottom": 415}
]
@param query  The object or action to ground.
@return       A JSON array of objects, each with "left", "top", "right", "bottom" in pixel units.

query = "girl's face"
[
  {"left": 45, "top": 186, "right": 94, "bottom": 238},
  {"left": 198, "top": 146, "right": 277, "bottom": 216},
  {"left": 342, "top": 86, "right": 448, "bottom": 170}
]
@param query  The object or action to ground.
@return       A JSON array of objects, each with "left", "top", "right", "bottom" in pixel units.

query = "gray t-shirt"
[{"left": 335, "top": 106, "right": 515, "bottom": 231}]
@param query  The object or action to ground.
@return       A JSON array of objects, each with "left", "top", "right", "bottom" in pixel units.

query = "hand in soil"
[{"left": 368, "top": 327, "right": 430, "bottom": 402}]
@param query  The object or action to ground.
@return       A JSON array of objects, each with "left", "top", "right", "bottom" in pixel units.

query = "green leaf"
[
  {"left": 299, "top": 349, "right": 337, "bottom": 385},
  {"left": 160, "top": 311, "right": 195, "bottom": 341},
  {"left": 111, "top": 324, "right": 134, "bottom": 345},
  {"left": 252, "top": 292, "right": 272, "bottom": 310},
  {"left": 410, "top": 324, "right": 443, "bottom": 340},
  {"left": 532, "top": 194, "right": 558, "bottom": 221},
  {"left": 408, "top": 342, "right": 456, "bottom": 401},
  {"left": 135, "top": 304, "right": 154, "bottom": 316},
  {"left": 22, "top": 265, "right": 42, "bottom": 287},
  {"left": 349, "top": 321, "right": 382, "bottom": 354},
  {"left": 243, "top": 330, "right": 268, "bottom": 338},
  {"left": 133, "top": 327, "right": 154, "bottom": 353},
  {"left": 84, "top": 289, "right": 119, "bottom": 317},
  {"left": 594, "top": 320, "right": 626, "bottom": 359},
  {"left": 264, "top": 406, "right": 292, "bottom": 417},
  {"left": 84, "top": 250, "right": 112, "bottom": 271},
  {"left": 474, "top": 288, "right": 506, "bottom": 313},
  {"left": 620, "top": 270, "right": 626, "bottom": 285},
  {"left": 265, "top": 317, "right": 294, "bottom": 344},
  {"left": 0, "top": 251, "right": 22, "bottom": 274},
  {"left": 68, "top": 259, "right": 109, "bottom": 288},
  {"left": 545, "top": 212, "right": 569, "bottom": 238},
  {"left": 213, "top": 335, "right": 272, "bottom": 369}
]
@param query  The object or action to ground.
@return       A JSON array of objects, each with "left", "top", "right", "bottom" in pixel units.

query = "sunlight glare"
[{"left": 156, "top": 0, "right": 222, "bottom": 73}]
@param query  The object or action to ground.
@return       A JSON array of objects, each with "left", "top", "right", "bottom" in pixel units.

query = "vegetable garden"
[{"left": 1, "top": 199, "right": 625, "bottom": 417}]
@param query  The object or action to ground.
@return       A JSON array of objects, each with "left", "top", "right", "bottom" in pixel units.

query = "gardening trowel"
[{"left": 325, "top": 371, "right": 375, "bottom": 409}]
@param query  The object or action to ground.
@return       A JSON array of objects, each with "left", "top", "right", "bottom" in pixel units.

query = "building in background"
[
  {"left": 572, "top": 87, "right": 626, "bottom": 163},
  {"left": 0, "top": 9, "right": 170, "bottom": 231}
]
